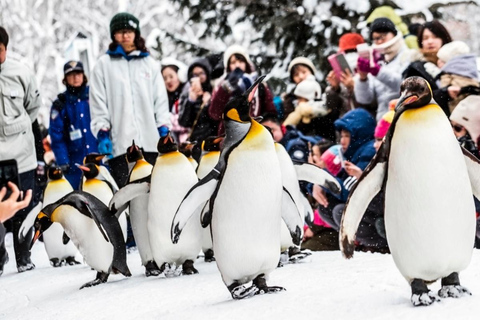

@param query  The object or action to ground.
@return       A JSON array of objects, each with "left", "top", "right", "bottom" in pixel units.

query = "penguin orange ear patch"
[{"left": 226, "top": 109, "right": 241, "bottom": 122}]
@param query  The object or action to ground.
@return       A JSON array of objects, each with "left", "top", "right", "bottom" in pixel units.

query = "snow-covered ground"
[{"left": 2, "top": 233, "right": 480, "bottom": 320}]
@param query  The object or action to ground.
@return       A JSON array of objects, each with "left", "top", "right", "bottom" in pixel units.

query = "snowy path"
[{"left": 2, "top": 233, "right": 480, "bottom": 320}]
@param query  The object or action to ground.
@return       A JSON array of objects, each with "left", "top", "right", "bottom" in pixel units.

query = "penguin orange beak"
[
  {"left": 32, "top": 230, "right": 41, "bottom": 246},
  {"left": 395, "top": 94, "right": 418, "bottom": 111},
  {"left": 76, "top": 164, "right": 90, "bottom": 172}
]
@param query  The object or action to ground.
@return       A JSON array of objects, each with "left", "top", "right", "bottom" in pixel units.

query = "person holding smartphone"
[{"left": 0, "top": 26, "right": 41, "bottom": 273}]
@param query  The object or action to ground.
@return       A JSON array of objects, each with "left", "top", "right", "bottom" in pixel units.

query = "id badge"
[{"left": 70, "top": 127, "right": 83, "bottom": 141}]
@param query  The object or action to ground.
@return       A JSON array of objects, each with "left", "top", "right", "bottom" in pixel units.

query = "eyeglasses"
[
  {"left": 372, "top": 33, "right": 388, "bottom": 43},
  {"left": 192, "top": 71, "right": 206, "bottom": 78},
  {"left": 115, "top": 29, "right": 135, "bottom": 36},
  {"left": 452, "top": 124, "right": 464, "bottom": 133}
]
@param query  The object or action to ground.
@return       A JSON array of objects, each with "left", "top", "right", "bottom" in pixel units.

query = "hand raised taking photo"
[{"left": 0, "top": 182, "right": 32, "bottom": 223}]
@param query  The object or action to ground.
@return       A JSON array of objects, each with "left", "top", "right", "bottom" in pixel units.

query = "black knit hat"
[
  {"left": 370, "top": 17, "right": 397, "bottom": 39},
  {"left": 110, "top": 12, "right": 140, "bottom": 40}
]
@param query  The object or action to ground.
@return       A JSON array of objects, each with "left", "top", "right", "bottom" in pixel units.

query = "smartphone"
[
  {"left": 328, "top": 53, "right": 353, "bottom": 80},
  {"left": 0, "top": 159, "right": 21, "bottom": 200}
]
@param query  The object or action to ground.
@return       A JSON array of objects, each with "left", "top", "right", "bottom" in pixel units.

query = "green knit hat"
[{"left": 110, "top": 12, "right": 140, "bottom": 40}]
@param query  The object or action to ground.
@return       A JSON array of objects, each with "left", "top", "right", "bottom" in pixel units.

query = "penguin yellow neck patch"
[
  {"left": 226, "top": 109, "right": 242, "bottom": 122},
  {"left": 401, "top": 104, "right": 442, "bottom": 122}
]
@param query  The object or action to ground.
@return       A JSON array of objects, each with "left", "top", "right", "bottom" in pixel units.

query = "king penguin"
[
  {"left": 78, "top": 161, "right": 128, "bottom": 241},
  {"left": 40, "top": 166, "right": 80, "bottom": 267},
  {"left": 171, "top": 76, "right": 305, "bottom": 299},
  {"left": 179, "top": 141, "right": 199, "bottom": 171},
  {"left": 32, "top": 191, "right": 131, "bottom": 289},
  {"left": 148, "top": 132, "right": 202, "bottom": 276},
  {"left": 340, "top": 77, "right": 480, "bottom": 306},
  {"left": 196, "top": 136, "right": 224, "bottom": 262},
  {"left": 109, "top": 141, "right": 161, "bottom": 276}
]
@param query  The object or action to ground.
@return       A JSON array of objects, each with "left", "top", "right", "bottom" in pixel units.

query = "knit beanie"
[
  {"left": 370, "top": 17, "right": 398, "bottom": 40},
  {"left": 437, "top": 41, "right": 470, "bottom": 63},
  {"left": 293, "top": 75, "right": 322, "bottom": 101},
  {"left": 110, "top": 12, "right": 140, "bottom": 40},
  {"left": 223, "top": 44, "right": 253, "bottom": 72},
  {"left": 339, "top": 33, "right": 365, "bottom": 52},
  {"left": 450, "top": 95, "right": 480, "bottom": 142},
  {"left": 320, "top": 145, "right": 343, "bottom": 176},
  {"left": 288, "top": 57, "right": 317, "bottom": 82},
  {"left": 366, "top": 6, "right": 409, "bottom": 37}
]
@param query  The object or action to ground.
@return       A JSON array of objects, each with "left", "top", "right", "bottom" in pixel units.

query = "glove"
[
  {"left": 158, "top": 126, "right": 170, "bottom": 138},
  {"left": 357, "top": 57, "right": 381, "bottom": 76},
  {"left": 97, "top": 130, "right": 113, "bottom": 155},
  {"left": 226, "top": 67, "right": 244, "bottom": 86}
]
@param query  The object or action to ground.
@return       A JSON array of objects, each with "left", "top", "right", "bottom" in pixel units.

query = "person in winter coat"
[
  {"left": 178, "top": 58, "right": 217, "bottom": 144},
  {"left": 209, "top": 44, "right": 277, "bottom": 135},
  {"left": 0, "top": 26, "right": 41, "bottom": 273},
  {"left": 312, "top": 109, "right": 387, "bottom": 247},
  {"left": 402, "top": 20, "right": 453, "bottom": 116},
  {"left": 355, "top": 18, "right": 414, "bottom": 121},
  {"left": 49, "top": 61, "right": 98, "bottom": 189},
  {"left": 450, "top": 95, "right": 480, "bottom": 157},
  {"left": 436, "top": 41, "right": 480, "bottom": 113},
  {"left": 89, "top": 12, "right": 170, "bottom": 186},
  {"left": 283, "top": 75, "right": 327, "bottom": 129},
  {"left": 162, "top": 58, "right": 188, "bottom": 143}
]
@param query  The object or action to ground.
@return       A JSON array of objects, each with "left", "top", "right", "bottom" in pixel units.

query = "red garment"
[{"left": 209, "top": 82, "right": 277, "bottom": 135}]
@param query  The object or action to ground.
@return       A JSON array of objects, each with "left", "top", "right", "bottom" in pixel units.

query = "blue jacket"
[
  {"left": 49, "top": 85, "right": 98, "bottom": 188},
  {"left": 333, "top": 108, "right": 376, "bottom": 201}
]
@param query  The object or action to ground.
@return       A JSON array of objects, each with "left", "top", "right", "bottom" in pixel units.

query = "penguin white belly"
[
  {"left": 42, "top": 182, "right": 78, "bottom": 260},
  {"left": 148, "top": 153, "right": 201, "bottom": 266},
  {"left": 197, "top": 152, "right": 220, "bottom": 252},
  {"left": 83, "top": 181, "right": 127, "bottom": 240},
  {"left": 276, "top": 143, "right": 304, "bottom": 251},
  {"left": 386, "top": 108, "right": 475, "bottom": 282},
  {"left": 56, "top": 207, "right": 113, "bottom": 273},
  {"left": 212, "top": 145, "right": 282, "bottom": 285},
  {"left": 129, "top": 195, "right": 153, "bottom": 264}
]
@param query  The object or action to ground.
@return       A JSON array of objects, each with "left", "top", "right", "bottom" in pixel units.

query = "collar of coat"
[{"left": 107, "top": 45, "right": 149, "bottom": 61}]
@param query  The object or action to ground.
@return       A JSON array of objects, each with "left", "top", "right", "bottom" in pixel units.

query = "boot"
[{"left": 11, "top": 219, "right": 35, "bottom": 273}]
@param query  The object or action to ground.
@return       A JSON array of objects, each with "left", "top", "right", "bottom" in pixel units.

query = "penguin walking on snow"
[
  {"left": 148, "top": 132, "right": 202, "bottom": 275},
  {"left": 32, "top": 191, "right": 131, "bottom": 289},
  {"left": 40, "top": 167, "right": 80, "bottom": 267},
  {"left": 196, "top": 136, "right": 224, "bottom": 262},
  {"left": 109, "top": 141, "right": 161, "bottom": 276},
  {"left": 340, "top": 77, "right": 480, "bottom": 306},
  {"left": 171, "top": 76, "right": 305, "bottom": 299}
]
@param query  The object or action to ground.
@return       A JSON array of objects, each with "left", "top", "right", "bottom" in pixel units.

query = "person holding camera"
[
  {"left": 0, "top": 26, "right": 41, "bottom": 273},
  {"left": 49, "top": 61, "right": 98, "bottom": 189},
  {"left": 354, "top": 18, "right": 414, "bottom": 121},
  {"left": 209, "top": 44, "right": 277, "bottom": 135}
]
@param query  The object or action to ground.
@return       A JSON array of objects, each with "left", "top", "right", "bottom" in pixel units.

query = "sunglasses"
[{"left": 452, "top": 124, "right": 464, "bottom": 133}]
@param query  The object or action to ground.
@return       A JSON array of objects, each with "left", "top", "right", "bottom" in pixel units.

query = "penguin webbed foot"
[
  {"left": 229, "top": 283, "right": 259, "bottom": 300},
  {"left": 50, "top": 258, "right": 62, "bottom": 267},
  {"left": 204, "top": 249, "right": 215, "bottom": 263},
  {"left": 253, "top": 274, "right": 286, "bottom": 296},
  {"left": 410, "top": 279, "right": 439, "bottom": 306},
  {"left": 163, "top": 263, "right": 182, "bottom": 278},
  {"left": 288, "top": 246, "right": 312, "bottom": 263},
  {"left": 438, "top": 272, "right": 471, "bottom": 298},
  {"left": 145, "top": 260, "right": 162, "bottom": 277},
  {"left": 65, "top": 256, "right": 81, "bottom": 266},
  {"left": 182, "top": 259, "right": 199, "bottom": 275},
  {"left": 79, "top": 272, "right": 109, "bottom": 289}
]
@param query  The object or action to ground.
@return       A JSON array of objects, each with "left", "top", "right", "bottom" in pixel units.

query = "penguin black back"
[{"left": 157, "top": 133, "right": 178, "bottom": 154}]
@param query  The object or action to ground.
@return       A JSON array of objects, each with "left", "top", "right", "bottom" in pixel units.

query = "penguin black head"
[
  {"left": 202, "top": 136, "right": 224, "bottom": 152},
  {"left": 84, "top": 153, "right": 107, "bottom": 165},
  {"left": 31, "top": 211, "right": 54, "bottom": 248},
  {"left": 223, "top": 75, "right": 267, "bottom": 123},
  {"left": 157, "top": 132, "right": 178, "bottom": 154},
  {"left": 77, "top": 163, "right": 99, "bottom": 180},
  {"left": 179, "top": 141, "right": 197, "bottom": 158},
  {"left": 126, "top": 140, "right": 144, "bottom": 163},
  {"left": 396, "top": 77, "right": 432, "bottom": 112},
  {"left": 47, "top": 166, "right": 64, "bottom": 181}
]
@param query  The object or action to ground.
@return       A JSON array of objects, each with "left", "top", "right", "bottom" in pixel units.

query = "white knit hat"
[
  {"left": 223, "top": 44, "right": 253, "bottom": 71},
  {"left": 287, "top": 57, "right": 317, "bottom": 81},
  {"left": 161, "top": 57, "right": 188, "bottom": 83},
  {"left": 450, "top": 95, "right": 480, "bottom": 142},
  {"left": 293, "top": 75, "right": 322, "bottom": 101},
  {"left": 437, "top": 41, "right": 471, "bottom": 63}
]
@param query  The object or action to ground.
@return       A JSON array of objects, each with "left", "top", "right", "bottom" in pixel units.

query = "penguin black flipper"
[
  {"left": 171, "top": 169, "right": 220, "bottom": 244},
  {"left": 461, "top": 147, "right": 480, "bottom": 199},
  {"left": 300, "top": 193, "right": 314, "bottom": 227},
  {"left": 58, "top": 191, "right": 131, "bottom": 276},
  {"left": 294, "top": 162, "right": 341, "bottom": 195},
  {"left": 200, "top": 201, "right": 211, "bottom": 228},
  {"left": 339, "top": 143, "right": 388, "bottom": 259},
  {"left": 109, "top": 178, "right": 151, "bottom": 218},
  {"left": 281, "top": 187, "right": 304, "bottom": 245}
]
